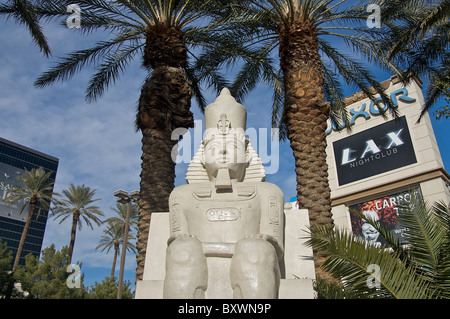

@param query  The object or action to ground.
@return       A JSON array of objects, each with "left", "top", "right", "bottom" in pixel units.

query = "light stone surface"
[
  {"left": 135, "top": 88, "right": 315, "bottom": 299},
  {"left": 135, "top": 209, "right": 316, "bottom": 299}
]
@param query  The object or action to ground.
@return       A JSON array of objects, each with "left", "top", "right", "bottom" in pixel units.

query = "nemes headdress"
[
  {"left": 204, "top": 88, "right": 246, "bottom": 139},
  {"left": 186, "top": 88, "right": 265, "bottom": 184}
]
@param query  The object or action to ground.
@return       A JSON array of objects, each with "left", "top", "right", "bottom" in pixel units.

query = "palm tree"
[
  {"left": 220, "top": 0, "right": 403, "bottom": 280},
  {"left": 0, "top": 0, "right": 51, "bottom": 56},
  {"left": 306, "top": 196, "right": 450, "bottom": 299},
  {"left": 96, "top": 222, "right": 136, "bottom": 279},
  {"left": 380, "top": 0, "right": 450, "bottom": 119},
  {"left": 2, "top": 167, "right": 56, "bottom": 271},
  {"left": 52, "top": 184, "right": 104, "bottom": 264},
  {"left": 104, "top": 202, "right": 139, "bottom": 234},
  {"left": 30, "top": 0, "right": 250, "bottom": 280},
  {"left": 100, "top": 202, "right": 138, "bottom": 279}
]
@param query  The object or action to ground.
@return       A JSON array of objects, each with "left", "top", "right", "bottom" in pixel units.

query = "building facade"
[
  {"left": 325, "top": 76, "right": 450, "bottom": 245},
  {"left": 0, "top": 138, "right": 58, "bottom": 267}
]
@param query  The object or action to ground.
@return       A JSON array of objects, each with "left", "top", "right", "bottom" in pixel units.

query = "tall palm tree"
[
  {"left": 104, "top": 202, "right": 139, "bottom": 234},
  {"left": 307, "top": 197, "right": 450, "bottom": 299},
  {"left": 101, "top": 202, "right": 138, "bottom": 279},
  {"left": 96, "top": 222, "right": 136, "bottom": 279},
  {"left": 52, "top": 184, "right": 104, "bottom": 264},
  {"left": 2, "top": 167, "right": 56, "bottom": 271},
  {"left": 0, "top": 0, "right": 51, "bottom": 56},
  {"left": 30, "top": 0, "right": 249, "bottom": 280},
  {"left": 221, "top": 0, "right": 403, "bottom": 280}
]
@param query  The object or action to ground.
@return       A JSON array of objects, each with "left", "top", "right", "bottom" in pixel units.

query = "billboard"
[
  {"left": 0, "top": 162, "right": 30, "bottom": 222},
  {"left": 332, "top": 116, "right": 417, "bottom": 186},
  {"left": 349, "top": 188, "right": 422, "bottom": 247}
]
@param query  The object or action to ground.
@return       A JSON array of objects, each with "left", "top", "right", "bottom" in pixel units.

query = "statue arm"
[
  {"left": 257, "top": 185, "right": 284, "bottom": 259},
  {"left": 168, "top": 191, "right": 190, "bottom": 243},
  {"left": 167, "top": 207, "right": 193, "bottom": 246}
]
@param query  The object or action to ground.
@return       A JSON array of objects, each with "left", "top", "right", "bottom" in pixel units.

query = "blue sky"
[{"left": 0, "top": 5, "right": 449, "bottom": 294}]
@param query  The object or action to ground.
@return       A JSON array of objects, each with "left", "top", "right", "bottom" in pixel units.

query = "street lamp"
[{"left": 113, "top": 189, "right": 139, "bottom": 299}]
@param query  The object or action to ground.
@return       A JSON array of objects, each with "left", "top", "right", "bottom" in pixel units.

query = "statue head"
[
  {"left": 185, "top": 88, "right": 265, "bottom": 187},
  {"left": 200, "top": 88, "right": 250, "bottom": 186}
]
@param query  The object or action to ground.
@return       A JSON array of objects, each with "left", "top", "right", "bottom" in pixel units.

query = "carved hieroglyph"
[{"left": 163, "top": 88, "right": 284, "bottom": 299}]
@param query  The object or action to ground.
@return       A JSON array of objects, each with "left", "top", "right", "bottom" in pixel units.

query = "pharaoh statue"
[{"left": 163, "top": 88, "right": 284, "bottom": 299}]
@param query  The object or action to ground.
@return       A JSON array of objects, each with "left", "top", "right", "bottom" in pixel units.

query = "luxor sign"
[
  {"left": 326, "top": 88, "right": 417, "bottom": 133},
  {"left": 333, "top": 116, "right": 417, "bottom": 186}
]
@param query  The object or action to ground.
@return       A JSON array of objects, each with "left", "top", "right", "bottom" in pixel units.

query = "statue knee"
[
  {"left": 230, "top": 237, "right": 280, "bottom": 299},
  {"left": 234, "top": 237, "right": 278, "bottom": 265},
  {"left": 166, "top": 235, "right": 205, "bottom": 266},
  {"left": 164, "top": 236, "right": 208, "bottom": 299}
]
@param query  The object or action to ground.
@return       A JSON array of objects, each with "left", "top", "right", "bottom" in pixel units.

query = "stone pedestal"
[{"left": 135, "top": 209, "right": 315, "bottom": 299}]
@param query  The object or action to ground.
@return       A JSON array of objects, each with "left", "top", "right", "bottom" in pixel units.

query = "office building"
[{"left": 0, "top": 137, "right": 58, "bottom": 267}]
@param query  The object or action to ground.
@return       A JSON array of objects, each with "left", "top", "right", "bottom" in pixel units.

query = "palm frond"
[
  {"left": 270, "top": 68, "right": 285, "bottom": 139},
  {"left": 184, "top": 64, "right": 208, "bottom": 111},
  {"left": 321, "top": 61, "right": 349, "bottom": 132},
  {"left": 306, "top": 224, "right": 432, "bottom": 299},
  {"left": 0, "top": 0, "right": 51, "bottom": 56},
  {"left": 29, "top": 0, "right": 257, "bottom": 108},
  {"left": 103, "top": 202, "right": 139, "bottom": 233},
  {"left": 308, "top": 192, "right": 450, "bottom": 299},
  {"left": 419, "top": 56, "right": 450, "bottom": 120},
  {"left": 34, "top": 31, "right": 144, "bottom": 89},
  {"left": 85, "top": 40, "right": 144, "bottom": 102},
  {"left": 319, "top": 40, "right": 396, "bottom": 119},
  {"left": 96, "top": 221, "right": 136, "bottom": 254},
  {"left": 313, "top": 276, "right": 350, "bottom": 299},
  {"left": 372, "top": 0, "right": 450, "bottom": 117},
  {"left": 52, "top": 184, "right": 103, "bottom": 230},
  {"left": 432, "top": 200, "right": 450, "bottom": 298},
  {"left": 387, "top": 0, "right": 450, "bottom": 58},
  {"left": 396, "top": 193, "right": 447, "bottom": 273}
]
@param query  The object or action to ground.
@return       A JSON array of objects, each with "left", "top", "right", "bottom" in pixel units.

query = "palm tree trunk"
[
  {"left": 136, "top": 127, "right": 178, "bottom": 281},
  {"left": 12, "top": 201, "right": 36, "bottom": 271},
  {"left": 67, "top": 210, "right": 79, "bottom": 265},
  {"left": 111, "top": 242, "right": 119, "bottom": 279},
  {"left": 135, "top": 66, "right": 192, "bottom": 281},
  {"left": 279, "top": 20, "right": 335, "bottom": 281}
]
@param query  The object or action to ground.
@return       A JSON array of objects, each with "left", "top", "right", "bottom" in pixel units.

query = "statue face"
[{"left": 203, "top": 132, "right": 247, "bottom": 180}]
